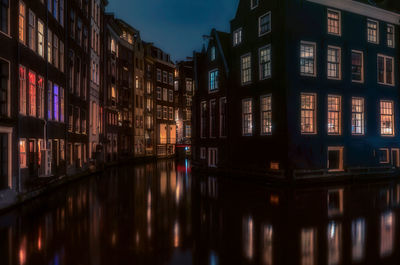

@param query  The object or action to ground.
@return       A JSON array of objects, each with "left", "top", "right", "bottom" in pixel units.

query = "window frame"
[
  {"left": 233, "top": 28, "right": 242, "bottom": 47},
  {"left": 219, "top": 97, "right": 227, "bottom": 138},
  {"left": 0, "top": 0, "right": 10, "bottom": 37},
  {"left": 300, "top": 93, "right": 317, "bottom": 135},
  {"left": 241, "top": 53, "right": 252, "bottom": 85},
  {"left": 260, "top": 94, "right": 272, "bottom": 135},
  {"left": 377, "top": 54, "right": 395, "bottom": 86},
  {"left": 208, "top": 68, "right": 219, "bottom": 93},
  {"left": 378, "top": 148, "right": 390, "bottom": 164},
  {"left": 258, "top": 12, "right": 271, "bottom": 37},
  {"left": 387, "top": 24, "right": 395, "bottom": 48},
  {"left": 19, "top": 138, "right": 27, "bottom": 168},
  {"left": 300, "top": 41, "right": 317, "bottom": 77},
  {"left": 351, "top": 50, "right": 364, "bottom": 83},
  {"left": 327, "top": 146, "right": 344, "bottom": 172},
  {"left": 367, "top": 19, "right": 379, "bottom": 44},
  {"left": 380, "top": 100, "right": 395, "bottom": 137},
  {"left": 327, "top": 9, "right": 341, "bottom": 36},
  {"left": 0, "top": 57, "right": 10, "bottom": 117},
  {"left": 250, "top": 0, "right": 258, "bottom": 9},
  {"left": 327, "top": 45, "right": 341, "bottom": 80},
  {"left": 19, "top": 1, "right": 26, "bottom": 44},
  {"left": 351, "top": 97, "right": 365, "bottom": 136},
  {"left": 327, "top": 95, "right": 342, "bottom": 135},
  {"left": 242, "top": 98, "right": 253, "bottom": 136},
  {"left": 259, "top": 45, "right": 271, "bottom": 80}
]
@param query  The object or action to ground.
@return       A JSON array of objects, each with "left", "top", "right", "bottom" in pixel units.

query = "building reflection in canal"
[{"left": 1, "top": 159, "right": 400, "bottom": 264}]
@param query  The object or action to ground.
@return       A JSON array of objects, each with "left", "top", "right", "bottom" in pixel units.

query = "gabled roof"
[
  {"left": 353, "top": 0, "right": 400, "bottom": 12},
  {"left": 211, "top": 29, "right": 230, "bottom": 76}
]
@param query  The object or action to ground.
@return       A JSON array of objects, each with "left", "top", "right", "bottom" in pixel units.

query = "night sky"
[{"left": 106, "top": 0, "right": 239, "bottom": 62}]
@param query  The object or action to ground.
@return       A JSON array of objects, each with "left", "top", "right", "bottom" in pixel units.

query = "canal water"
[{"left": 0, "top": 159, "right": 399, "bottom": 265}]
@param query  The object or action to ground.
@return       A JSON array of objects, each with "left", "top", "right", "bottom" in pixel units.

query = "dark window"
[
  {"left": 351, "top": 52, "right": 362, "bottom": 82},
  {"left": 210, "top": 100, "right": 217, "bottom": 138},
  {"left": 0, "top": 0, "right": 9, "bottom": 34},
  {"left": 0, "top": 133, "right": 8, "bottom": 189},
  {"left": 0, "top": 59, "right": 9, "bottom": 117}
]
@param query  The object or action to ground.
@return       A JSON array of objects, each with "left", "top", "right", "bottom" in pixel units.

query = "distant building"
[{"left": 194, "top": 0, "right": 400, "bottom": 178}]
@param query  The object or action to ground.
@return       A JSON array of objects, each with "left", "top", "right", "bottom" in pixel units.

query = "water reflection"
[{"left": 1, "top": 159, "right": 400, "bottom": 264}]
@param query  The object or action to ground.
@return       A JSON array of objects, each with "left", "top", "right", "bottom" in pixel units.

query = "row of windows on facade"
[
  {"left": 19, "top": 2, "right": 65, "bottom": 72},
  {"left": 19, "top": 65, "right": 65, "bottom": 122},
  {"left": 67, "top": 105, "right": 87, "bottom": 134},
  {"left": 106, "top": 110, "right": 131, "bottom": 127},
  {"left": 156, "top": 69, "right": 174, "bottom": 85},
  {"left": 174, "top": 79, "right": 193, "bottom": 93},
  {"left": 156, "top": 105, "right": 191, "bottom": 121},
  {"left": 156, "top": 87, "right": 175, "bottom": 102},
  {"left": 232, "top": 8, "right": 395, "bottom": 48},
  {"left": 299, "top": 42, "right": 394, "bottom": 85},
  {"left": 19, "top": 138, "right": 66, "bottom": 169},
  {"left": 69, "top": 52, "right": 89, "bottom": 99},
  {"left": 200, "top": 98, "right": 227, "bottom": 138},
  {"left": 232, "top": 94, "right": 396, "bottom": 137},
  {"left": 210, "top": 42, "right": 395, "bottom": 91}
]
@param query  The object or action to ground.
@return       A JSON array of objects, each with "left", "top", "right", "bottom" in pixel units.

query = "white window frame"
[
  {"left": 327, "top": 146, "right": 344, "bottom": 172},
  {"left": 377, "top": 54, "right": 395, "bottom": 86},
  {"left": 327, "top": 95, "right": 342, "bottom": 135},
  {"left": 259, "top": 45, "right": 271, "bottom": 80},
  {"left": 327, "top": 9, "right": 341, "bottom": 36},
  {"left": 208, "top": 148, "right": 218, "bottom": 168},
  {"left": 0, "top": 127, "right": 12, "bottom": 188},
  {"left": 233, "top": 28, "right": 242, "bottom": 46},
  {"left": 380, "top": 100, "right": 395, "bottom": 137},
  {"left": 387, "top": 24, "right": 395, "bottom": 48},
  {"left": 351, "top": 50, "right": 364, "bottom": 83},
  {"left": 241, "top": 53, "right": 252, "bottom": 85},
  {"left": 300, "top": 41, "right": 317, "bottom": 77},
  {"left": 250, "top": 0, "right": 258, "bottom": 10},
  {"left": 351, "top": 97, "right": 365, "bottom": 136},
  {"left": 327, "top": 46, "right": 341, "bottom": 80},
  {"left": 367, "top": 19, "right": 379, "bottom": 44},
  {"left": 208, "top": 69, "right": 219, "bottom": 93},
  {"left": 258, "top": 12, "right": 271, "bottom": 37},
  {"left": 260, "top": 94, "right": 272, "bottom": 135},
  {"left": 242, "top": 98, "right": 253, "bottom": 136},
  {"left": 300, "top": 93, "right": 317, "bottom": 135}
]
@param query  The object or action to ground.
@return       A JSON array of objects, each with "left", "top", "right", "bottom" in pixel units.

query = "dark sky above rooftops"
[{"left": 107, "top": 0, "right": 240, "bottom": 62}]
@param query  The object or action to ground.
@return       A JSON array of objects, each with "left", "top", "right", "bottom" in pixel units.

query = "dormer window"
[
  {"left": 251, "top": 0, "right": 258, "bottom": 9},
  {"left": 233, "top": 28, "right": 242, "bottom": 46},
  {"left": 211, "top": 46, "right": 216, "bottom": 61}
]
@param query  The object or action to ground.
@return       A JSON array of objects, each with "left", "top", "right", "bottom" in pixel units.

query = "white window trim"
[
  {"left": 0, "top": 126, "right": 12, "bottom": 188},
  {"left": 351, "top": 50, "right": 364, "bottom": 83},
  {"left": 367, "top": 19, "right": 379, "bottom": 44},
  {"left": 387, "top": 24, "right": 395, "bottom": 48},
  {"left": 327, "top": 94, "right": 342, "bottom": 136},
  {"left": 208, "top": 68, "right": 219, "bottom": 93},
  {"left": 327, "top": 9, "right": 342, "bottom": 36},
  {"left": 327, "top": 45, "right": 341, "bottom": 80},
  {"left": 219, "top": 97, "right": 227, "bottom": 138},
  {"left": 259, "top": 45, "right": 271, "bottom": 80},
  {"left": 300, "top": 41, "right": 317, "bottom": 77},
  {"left": 241, "top": 53, "right": 252, "bottom": 85},
  {"left": 260, "top": 94, "right": 272, "bottom": 136},
  {"left": 379, "top": 148, "right": 390, "bottom": 164},
  {"left": 377, "top": 54, "right": 395, "bottom": 87},
  {"left": 233, "top": 28, "right": 242, "bottom": 47},
  {"left": 351, "top": 97, "right": 365, "bottom": 136},
  {"left": 242, "top": 98, "right": 253, "bottom": 136},
  {"left": 300, "top": 93, "right": 317, "bottom": 135},
  {"left": 327, "top": 146, "right": 344, "bottom": 172},
  {"left": 250, "top": 0, "right": 258, "bottom": 10},
  {"left": 380, "top": 100, "right": 395, "bottom": 137},
  {"left": 258, "top": 12, "right": 271, "bottom": 37}
]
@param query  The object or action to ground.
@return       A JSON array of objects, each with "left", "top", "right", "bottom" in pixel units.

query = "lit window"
[
  {"left": 186, "top": 79, "right": 192, "bottom": 92},
  {"left": 351, "top": 51, "right": 363, "bottom": 82},
  {"left": 259, "top": 12, "right": 271, "bottom": 36},
  {"left": 300, "top": 41, "right": 316, "bottom": 76},
  {"left": 19, "top": 1, "right": 26, "bottom": 44},
  {"left": 19, "top": 140, "right": 27, "bottom": 168},
  {"left": 156, "top": 105, "right": 162, "bottom": 119},
  {"left": 259, "top": 45, "right": 271, "bottom": 80},
  {"left": 37, "top": 20, "right": 44, "bottom": 57},
  {"left": 111, "top": 85, "right": 116, "bottom": 100},
  {"left": 19, "top": 65, "right": 26, "bottom": 115},
  {"left": 37, "top": 76, "right": 44, "bottom": 119},
  {"left": 327, "top": 9, "right": 341, "bottom": 35},
  {"left": 327, "top": 95, "right": 341, "bottom": 135},
  {"left": 169, "top": 107, "right": 173, "bottom": 120},
  {"left": 380, "top": 100, "right": 394, "bottom": 136},
  {"left": 210, "top": 46, "right": 216, "bottom": 61},
  {"left": 28, "top": 71, "right": 36, "bottom": 117},
  {"left": 377, "top": 55, "right": 394, "bottom": 85},
  {"left": 233, "top": 28, "right": 242, "bottom": 46},
  {"left": 47, "top": 81, "right": 52, "bottom": 119},
  {"left": 163, "top": 88, "right": 168, "bottom": 101},
  {"left": 301, "top": 93, "right": 316, "bottom": 134},
  {"left": 174, "top": 80, "right": 178, "bottom": 91},
  {"left": 367, "top": 19, "right": 378, "bottom": 44},
  {"left": 53, "top": 84, "right": 59, "bottom": 121},
  {"left": 60, "top": 87, "right": 64, "bottom": 122},
  {"left": 241, "top": 54, "right": 252, "bottom": 85},
  {"left": 209, "top": 69, "right": 219, "bottom": 92},
  {"left": 242, "top": 99, "right": 253, "bottom": 136},
  {"left": 163, "top": 106, "right": 168, "bottom": 120},
  {"left": 387, "top": 24, "right": 395, "bottom": 48},
  {"left": 261, "top": 95, "right": 272, "bottom": 135},
  {"left": 327, "top": 46, "right": 341, "bottom": 79},
  {"left": 250, "top": 0, "right": 258, "bottom": 9},
  {"left": 47, "top": 29, "right": 52, "bottom": 63},
  {"left": 351, "top": 97, "right": 364, "bottom": 135}
]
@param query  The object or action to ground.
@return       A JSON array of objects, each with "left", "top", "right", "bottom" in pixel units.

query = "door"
[
  {"left": 391, "top": 149, "right": 399, "bottom": 168},
  {"left": 328, "top": 147, "right": 344, "bottom": 171}
]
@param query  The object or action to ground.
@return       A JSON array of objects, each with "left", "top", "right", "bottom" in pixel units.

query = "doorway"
[{"left": 328, "top": 147, "right": 344, "bottom": 172}]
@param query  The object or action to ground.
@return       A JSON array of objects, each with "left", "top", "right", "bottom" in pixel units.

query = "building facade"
[{"left": 194, "top": 0, "right": 400, "bottom": 178}]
